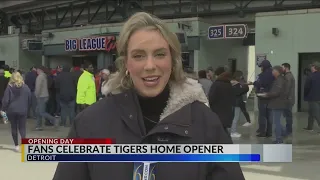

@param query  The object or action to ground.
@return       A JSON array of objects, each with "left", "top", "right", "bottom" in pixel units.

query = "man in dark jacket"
[
  {"left": 0, "top": 69, "right": 9, "bottom": 108},
  {"left": 250, "top": 60, "right": 274, "bottom": 137},
  {"left": 24, "top": 66, "right": 38, "bottom": 118},
  {"left": 46, "top": 68, "right": 57, "bottom": 118},
  {"left": 73, "top": 66, "right": 83, "bottom": 85},
  {"left": 54, "top": 65, "right": 63, "bottom": 116},
  {"left": 259, "top": 66, "right": 287, "bottom": 143},
  {"left": 55, "top": 66, "right": 77, "bottom": 127},
  {"left": 281, "top": 63, "right": 295, "bottom": 135},
  {"left": 304, "top": 62, "right": 320, "bottom": 131},
  {"left": 209, "top": 67, "right": 236, "bottom": 134}
]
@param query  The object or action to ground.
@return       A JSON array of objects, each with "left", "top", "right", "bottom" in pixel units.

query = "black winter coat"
[
  {"left": 73, "top": 70, "right": 83, "bottom": 85},
  {"left": 231, "top": 81, "right": 249, "bottom": 107},
  {"left": 0, "top": 76, "right": 9, "bottom": 100},
  {"left": 304, "top": 71, "right": 320, "bottom": 102},
  {"left": 208, "top": 74, "right": 236, "bottom": 128},
  {"left": 53, "top": 78, "right": 244, "bottom": 180},
  {"left": 55, "top": 71, "right": 77, "bottom": 102}
]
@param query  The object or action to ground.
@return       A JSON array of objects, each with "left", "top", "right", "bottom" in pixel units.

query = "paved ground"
[{"left": 0, "top": 112, "right": 319, "bottom": 180}]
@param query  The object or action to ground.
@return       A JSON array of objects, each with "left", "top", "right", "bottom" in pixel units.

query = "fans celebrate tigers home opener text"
[{"left": 21, "top": 138, "right": 292, "bottom": 163}]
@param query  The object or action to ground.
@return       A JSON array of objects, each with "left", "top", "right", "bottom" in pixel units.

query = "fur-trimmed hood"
[
  {"left": 161, "top": 78, "right": 208, "bottom": 121},
  {"left": 102, "top": 78, "right": 209, "bottom": 121}
]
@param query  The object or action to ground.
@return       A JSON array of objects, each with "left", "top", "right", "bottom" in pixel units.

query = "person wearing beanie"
[
  {"left": 303, "top": 61, "right": 320, "bottom": 131},
  {"left": 248, "top": 60, "right": 274, "bottom": 137},
  {"left": 257, "top": 65, "right": 287, "bottom": 143}
]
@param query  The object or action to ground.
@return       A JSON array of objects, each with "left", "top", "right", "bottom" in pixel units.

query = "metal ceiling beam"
[{"left": 2, "top": 0, "right": 320, "bottom": 33}]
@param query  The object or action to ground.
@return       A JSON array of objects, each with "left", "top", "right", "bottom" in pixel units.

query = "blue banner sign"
[
  {"left": 208, "top": 25, "right": 225, "bottom": 39},
  {"left": 65, "top": 36, "right": 116, "bottom": 52}
]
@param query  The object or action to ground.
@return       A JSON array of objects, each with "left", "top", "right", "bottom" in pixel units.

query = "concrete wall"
[
  {"left": 255, "top": 9, "right": 320, "bottom": 112},
  {"left": 197, "top": 21, "right": 249, "bottom": 75},
  {"left": 0, "top": 34, "right": 20, "bottom": 68},
  {"left": 0, "top": 34, "right": 42, "bottom": 71}
]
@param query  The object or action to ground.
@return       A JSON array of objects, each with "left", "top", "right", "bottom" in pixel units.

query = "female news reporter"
[
  {"left": 2, "top": 72, "right": 31, "bottom": 152},
  {"left": 53, "top": 12, "right": 244, "bottom": 180}
]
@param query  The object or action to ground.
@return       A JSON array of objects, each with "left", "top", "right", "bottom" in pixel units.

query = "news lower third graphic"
[
  {"left": 20, "top": 139, "right": 293, "bottom": 163},
  {"left": 23, "top": 154, "right": 261, "bottom": 162}
]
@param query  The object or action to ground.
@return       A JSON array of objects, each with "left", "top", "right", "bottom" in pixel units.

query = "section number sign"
[
  {"left": 225, "top": 24, "right": 248, "bottom": 38},
  {"left": 208, "top": 24, "right": 248, "bottom": 39},
  {"left": 208, "top": 25, "right": 224, "bottom": 39}
]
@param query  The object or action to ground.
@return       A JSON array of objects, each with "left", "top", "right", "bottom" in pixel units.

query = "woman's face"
[{"left": 126, "top": 29, "right": 172, "bottom": 97}]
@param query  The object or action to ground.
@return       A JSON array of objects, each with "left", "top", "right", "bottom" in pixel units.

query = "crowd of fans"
[
  {"left": 0, "top": 63, "right": 116, "bottom": 150},
  {"left": 0, "top": 59, "right": 319, "bottom": 148},
  {"left": 187, "top": 60, "right": 319, "bottom": 144}
]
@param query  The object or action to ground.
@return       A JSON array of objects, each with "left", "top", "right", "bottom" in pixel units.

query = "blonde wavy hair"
[
  {"left": 9, "top": 72, "right": 24, "bottom": 88},
  {"left": 106, "top": 12, "right": 186, "bottom": 95}
]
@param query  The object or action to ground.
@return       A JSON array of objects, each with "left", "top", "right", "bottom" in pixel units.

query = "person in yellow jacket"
[
  {"left": 76, "top": 63, "right": 96, "bottom": 111},
  {"left": 3, "top": 65, "right": 11, "bottom": 78}
]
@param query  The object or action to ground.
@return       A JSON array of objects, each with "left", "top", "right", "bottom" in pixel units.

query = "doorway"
[
  {"left": 228, "top": 58, "right": 237, "bottom": 74},
  {"left": 72, "top": 55, "right": 97, "bottom": 69},
  {"left": 298, "top": 53, "right": 320, "bottom": 112},
  {"left": 0, "top": 61, "right": 5, "bottom": 68}
]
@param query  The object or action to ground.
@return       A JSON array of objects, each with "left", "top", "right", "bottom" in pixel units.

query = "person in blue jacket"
[
  {"left": 249, "top": 60, "right": 275, "bottom": 137},
  {"left": 303, "top": 62, "right": 320, "bottom": 131}
]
